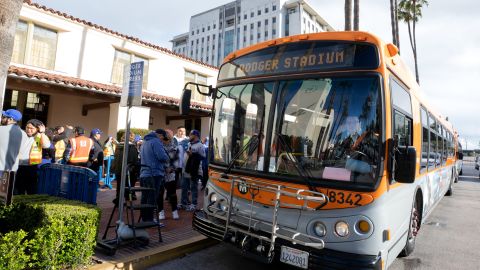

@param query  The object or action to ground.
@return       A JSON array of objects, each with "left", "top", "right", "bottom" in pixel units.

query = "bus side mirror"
[
  {"left": 458, "top": 152, "right": 464, "bottom": 160},
  {"left": 179, "top": 88, "right": 192, "bottom": 116},
  {"left": 395, "top": 146, "right": 416, "bottom": 184}
]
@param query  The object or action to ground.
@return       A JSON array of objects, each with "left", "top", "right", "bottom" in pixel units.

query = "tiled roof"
[
  {"left": 7, "top": 65, "right": 212, "bottom": 111},
  {"left": 24, "top": 0, "right": 219, "bottom": 71}
]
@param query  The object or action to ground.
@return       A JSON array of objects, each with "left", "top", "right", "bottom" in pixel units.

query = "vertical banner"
[{"left": 120, "top": 61, "right": 144, "bottom": 107}]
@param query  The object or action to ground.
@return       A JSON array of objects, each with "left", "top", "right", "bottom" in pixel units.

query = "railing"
[
  {"left": 206, "top": 173, "right": 328, "bottom": 260},
  {"left": 99, "top": 156, "right": 116, "bottom": 189},
  {"left": 37, "top": 163, "right": 98, "bottom": 204}
]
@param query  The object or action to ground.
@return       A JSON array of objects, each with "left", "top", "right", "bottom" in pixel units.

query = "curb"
[{"left": 89, "top": 235, "right": 218, "bottom": 270}]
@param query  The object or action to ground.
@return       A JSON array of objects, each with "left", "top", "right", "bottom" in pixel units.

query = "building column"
[{"left": 108, "top": 103, "right": 151, "bottom": 137}]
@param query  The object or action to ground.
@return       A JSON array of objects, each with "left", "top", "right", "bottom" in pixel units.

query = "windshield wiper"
[
  {"left": 275, "top": 132, "right": 317, "bottom": 191},
  {"left": 224, "top": 134, "right": 260, "bottom": 175}
]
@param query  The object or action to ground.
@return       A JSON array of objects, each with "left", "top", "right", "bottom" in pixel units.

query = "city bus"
[{"left": 180, "top": 31, "right": 458, "bottom": 269}]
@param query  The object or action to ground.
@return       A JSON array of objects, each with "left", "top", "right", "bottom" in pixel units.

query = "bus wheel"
[
  {"left": 400, "top": 199, "right": 420, "bottom": 257},
  {"left": 446, "top": 169, "right": 454, "bottom": 196}
]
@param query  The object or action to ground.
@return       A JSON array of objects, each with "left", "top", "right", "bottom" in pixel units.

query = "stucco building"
[{"left": 3, "top": 1, "right": 218, "bottom": 138}]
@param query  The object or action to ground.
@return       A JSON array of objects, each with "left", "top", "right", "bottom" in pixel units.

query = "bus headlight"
[
  {"left": 209, "top": 193, "right": 218, "bottom": 203},
  {"left": 313, "top": 222, "right": 327, "bottom": 237},
  {"left": 218, "top": 199, "right": 229, "bottom": 212},
  {"left": 335, "top": 221, "right": 349, "bottom": 237}
]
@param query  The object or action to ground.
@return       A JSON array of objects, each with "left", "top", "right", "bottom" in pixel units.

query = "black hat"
[
  {"left": 75, "top": 126, "right": 85, "bottom": 135},
  {"left": 155, "top": 128, "right": 167, "bottom": 137}
]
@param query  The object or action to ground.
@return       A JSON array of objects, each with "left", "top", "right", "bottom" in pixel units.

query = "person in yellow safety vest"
[
  {"left": 15, "top": 119, "right": 51, "bottom": 195},
  {"left": 103, "top": 136, "right": 117, "bottom": 158},
  {"left": 52, "top": 126, "right": 68, "bottom": 163},
  {"left": 63, "top": 126, "right": 95, "bottom": 167}
]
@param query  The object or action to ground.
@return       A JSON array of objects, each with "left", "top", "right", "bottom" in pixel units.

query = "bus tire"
[
  {"left": 446, "top": 178, "right": 453, "bottom": 196},
  {"left": 399, "top": 196, "right": 420, "bottom": 257},
  {"left": 446, "top": 169, "right": 454, "bottom": 196}
]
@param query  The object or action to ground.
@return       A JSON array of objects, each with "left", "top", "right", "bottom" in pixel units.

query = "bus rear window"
[{"left": 218, "top": 41, "right": 379, "bottom": 81}]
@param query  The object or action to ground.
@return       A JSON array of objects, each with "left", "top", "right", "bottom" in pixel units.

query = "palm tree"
[
  {"left": 345, "top": 0, "right": 352, "bottom": 31},
  {"left": 390, "top": 0, "right": 398, "bottom": 48},
  {"left": 395, "top": 0, "right": 400, "bottom": 50},
  {"left": 353, "top": 0, "right": 360, "bottom": 30},
  {"left": 0, "top": 0, "right": 23, "bottom": 112},
  {"left": 398, "top": 0, "right": 429, "bottom": 84}
]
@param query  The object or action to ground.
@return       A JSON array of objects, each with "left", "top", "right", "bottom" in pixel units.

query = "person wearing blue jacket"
[{"left": 139, "top": 129, "right": 169, "bottom": 222}]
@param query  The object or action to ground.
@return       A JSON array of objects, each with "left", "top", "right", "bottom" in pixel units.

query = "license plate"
[{"left": 280, "top": 246, "right": 309, "bottom": 269}]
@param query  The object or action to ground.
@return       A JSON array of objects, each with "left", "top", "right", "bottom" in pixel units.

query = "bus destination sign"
[{"left": 218, "top": 42, "right": 378, "bottom": 81}]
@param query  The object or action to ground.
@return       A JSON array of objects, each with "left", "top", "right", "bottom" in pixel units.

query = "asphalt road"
[{"left": 149, "top": 160, "right": 480, "bottom": 270}]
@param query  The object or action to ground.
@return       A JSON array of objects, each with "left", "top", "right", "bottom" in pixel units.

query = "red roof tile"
[
  {"left": 8, "top": 65, "right": 212, "bottom": 111},
  {"left": 24, "top": 0, "right": 219, "bottom": 71}
]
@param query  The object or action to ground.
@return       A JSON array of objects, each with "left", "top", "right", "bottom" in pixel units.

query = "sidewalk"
[{"left": 91, "top": 181, "right": 216, "bottom": 269}]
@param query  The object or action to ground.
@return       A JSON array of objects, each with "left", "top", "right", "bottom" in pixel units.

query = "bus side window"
[
  {"left": 420, "top": 107, "right": 429, "bottom": 173},
  {"left": 394, "top": 111, "right": 412, "bottom": 147},
  {"left": 391, "top": 78, "right": 413, "bottom": 146}
]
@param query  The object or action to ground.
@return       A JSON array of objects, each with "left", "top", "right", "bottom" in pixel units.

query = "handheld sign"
[{"left": 120, "top": 61, "right": 144, "bottom": 107}]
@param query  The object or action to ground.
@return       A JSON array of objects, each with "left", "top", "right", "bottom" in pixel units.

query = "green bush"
[
  {"left": 0, "top": 195, "right": 101, "bottom": 269},
  {"left": 117, "top": 128, "right": 150, "bottom": 141}
]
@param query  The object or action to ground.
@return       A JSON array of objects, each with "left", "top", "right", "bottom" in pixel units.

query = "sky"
[{"left": 33, "top": 0, "right": 480, "bottom": 149}]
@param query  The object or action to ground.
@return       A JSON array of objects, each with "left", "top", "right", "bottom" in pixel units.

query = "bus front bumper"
[{"left": 193, "top": 210, "right": 382, "bottom": 270}]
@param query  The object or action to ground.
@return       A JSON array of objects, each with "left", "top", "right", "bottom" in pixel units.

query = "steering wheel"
[{"left": 350, "top": 150, "right": 372, "bottom": 163}]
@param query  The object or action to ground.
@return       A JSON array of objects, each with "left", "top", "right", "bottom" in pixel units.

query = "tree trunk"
[
  {"left": 345, "top": 0, "right": 352, "bottom": 31},
  {"left": 0, "top": 0, "right": 23, "bottom": 112},
  {"left": 395, "top": 0, "right": 400, "bottom": 51},
  {"left": 390, "top": 0, "right": 397, "bottom": 46},
  {"left": 412, "top": 0, "right": 419, "bottom": 84},
  {"left": 353, "top": 0, "right": 360, "bottom": 30}
]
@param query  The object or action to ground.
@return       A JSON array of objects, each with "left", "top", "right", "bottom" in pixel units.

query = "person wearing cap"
[
  {"left": 139, "top": 129, "right": 169, "bottom": 222},
  {"left": 15, "top": 119, "right": 51, "bottom": 194},
  {"left": 88, "top": 128, "right": 104, "bottom": 172},
  {"left": 180, "top": 129, "right": 205, "bottom": 211},
  {"left": 63, "top": 126, "right": 95, "bottom": 167},
  {"left": 0, "top": 109, "right": 29, "bottom": 173}
]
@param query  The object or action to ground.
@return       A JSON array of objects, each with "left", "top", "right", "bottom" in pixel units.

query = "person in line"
[
  {"left": 139, "top": 129, "right": 169, "bottom": 222},
  {"left": 103, "top": 136, "right": 117, "bottom": 158},
  {"left": 63, "top": 126, "right": 94, "bottom": 167},
  {"left": 180, "top": 130, "right": 205, "bottom": 211},
  {"left": 201, "top": 137, "right": 209, "bottom": 190},
  {"left": 0, "top": 110, "right": 29, "bottom": 185},
  {"left": 52, "top": 126, "right": 68, "bottom": 163},
  {"left": 174, "top": 126, "right": 187, "bottom": 194},
  {"left": 111, "top": 132, "right": 140, "bottom": 204},
  {"left": 15, "top": 119, "right": 51, "bottom": 195},
  {"left": 89, "top": 128, "right": 104, "bottom": 173},
  {"left": 42, "top": 128, "right": 56, "bottom": 164},
  {"left": 158, "top": 129, "right": 180, "bottom": 220}
]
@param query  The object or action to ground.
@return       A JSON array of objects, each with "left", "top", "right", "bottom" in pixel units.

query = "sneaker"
[
  {"left": 186, "top": 204, "right": 197, "bottom": 211},
  {"left": 177, "top": 204, "right": 186, "bottom": 210},
  {"left": 172, "top": 210, "right": 179, "bottom": 220},
  {"left": 158, "top": 210, "right": 165, "bottom": 220}
]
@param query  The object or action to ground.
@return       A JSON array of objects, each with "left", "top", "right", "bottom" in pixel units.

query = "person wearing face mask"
[{"left": 15, "top": 119, "right": 51, "bottom": 195}]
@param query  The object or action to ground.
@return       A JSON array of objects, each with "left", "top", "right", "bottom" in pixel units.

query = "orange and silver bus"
[{"left": 180, "top": 31, "right": 458, "bottom": 269}]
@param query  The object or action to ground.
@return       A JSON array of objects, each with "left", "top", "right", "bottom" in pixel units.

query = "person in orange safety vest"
[{"left": 63, "top": 126, "right": 95, "bottom": 167}]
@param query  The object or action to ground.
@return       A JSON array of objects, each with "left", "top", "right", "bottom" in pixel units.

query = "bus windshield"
[{"left": 212, "top": 76, "right": 382, "bottom": 186}]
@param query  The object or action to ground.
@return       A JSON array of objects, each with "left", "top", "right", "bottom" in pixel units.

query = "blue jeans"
[
  {"left": 140, "top": 175, "right": 164, "bottom": 221},
  {"left": 181, "top": 176, "right": 198, "bottom": 206}
]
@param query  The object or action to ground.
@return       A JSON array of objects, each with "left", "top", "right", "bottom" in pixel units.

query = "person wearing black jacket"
[
  {"left": 88, "top": 128, "right": 104, "bottom": 173},
  {"left": 111, "top": 132, "right": 140, "bottom": 203}
]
